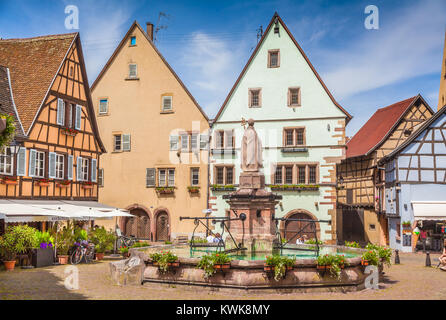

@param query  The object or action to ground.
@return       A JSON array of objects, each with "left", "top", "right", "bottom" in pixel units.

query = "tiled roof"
[
  {"left": 346, "top": 96, "right": 418, "bottom": 158},
  {"left": 0, "top": 33, "right": 77, "bottom": 133},
  {"left": 0, "top": 66, "right": 26, "bottom": 139}
]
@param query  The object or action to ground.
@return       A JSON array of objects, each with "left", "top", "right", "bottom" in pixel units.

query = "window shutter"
[
  {"left": 200, "top": 134, "right": 209, "bottom": 150},
  {"left": 122, "top": 134, "right": 131, "bottom": 151},
  {"left": 48, "top": 152, "right": 56, "bottom": 179},
  {"left": 16, "top": 147, "right": 26, "bottom": 176},
  {"left": 75, "top": 105, "right": 82, "bottom": 130},
  {"left": 67, "top": 155, "right": 73, "bottom": 180},
  {"left": 98, "top": 168, "right": 104, "bottom": 187},
  {"left": 169, "top": 135, "right": 178, "bottom": 150},
  {"left": 91, "top": 159, "right": 97, "bottom": 182},
  {"left": 146, "top": 168, "right": 156, "bottom": 187},
  {"left": 225, "top": 130, "right": 234, "bottom": 148},
  {"left": 57, "top": 99, "right": 65, "bottom": 125},
  {"left": 29, "top": 149, "right": 37, "bottom": 177},
  {"left": 77, "top": 156, "right": 83, "bottom": 181}
]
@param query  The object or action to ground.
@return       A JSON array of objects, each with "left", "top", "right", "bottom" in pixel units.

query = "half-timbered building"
[
  {"left": 0, "top": 33, "right": 106, "bottom": 231},
  {"left": 337, "top": 95, "right": 433, "bottom": 245},
  {"left": 379, "top": 105, "right": 446, "bottom": 252}
]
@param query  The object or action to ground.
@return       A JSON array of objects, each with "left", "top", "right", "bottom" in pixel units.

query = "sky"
[{"left": 0, "top": 0, "right": 445, "bottom": 136}]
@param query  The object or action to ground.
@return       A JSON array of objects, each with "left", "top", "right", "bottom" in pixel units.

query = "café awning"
[{"left": 411, "top": 201, "right": 446, "bottom": 221}]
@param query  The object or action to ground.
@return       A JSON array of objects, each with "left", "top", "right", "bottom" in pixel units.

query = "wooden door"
[
  {"left": 342, "top": 208, "right": 365, "bottom": 243},
  {"left": 284, "top": 212, "right": 316, "bottom": 242},
  {"left": 156, "top": 212, "right": 169, "bottom": 241}
]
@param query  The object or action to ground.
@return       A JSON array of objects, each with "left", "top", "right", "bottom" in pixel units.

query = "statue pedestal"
[
  {"left": 223, "top": 187, "right": 281, "bottom": 252},
  {"left": 239, "top": 172, "right": 265, "bottom": 189}
]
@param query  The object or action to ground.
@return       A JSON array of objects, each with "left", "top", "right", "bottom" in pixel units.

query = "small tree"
[
  {"left": 90, "top": 227, "right": 116, "bottom": 253},
  {"left": 0, "top": 225, "right": 38, "bottom": 261}
]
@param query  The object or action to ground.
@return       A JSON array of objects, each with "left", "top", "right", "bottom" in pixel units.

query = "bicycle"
[{"left": 71, "top": 241, "right": 95, "bottom": 265}]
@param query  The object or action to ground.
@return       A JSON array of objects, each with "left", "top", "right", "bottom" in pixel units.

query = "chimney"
[{"left": 146, "top": 22, "right": 154, "bottom": 41}]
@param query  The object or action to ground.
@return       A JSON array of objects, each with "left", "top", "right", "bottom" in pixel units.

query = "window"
[
  {"left": 55, "top": 154, "right": 64, "bottom": 179},
  {"left": 168, "top": 169, "right": 175, "bottom": 186},
  {"left": 114, "top": 135, "right": 122, "bottom": 151},
  {"left": 214, "top": 166, "right": 234, "bottom": 185},
  {"left": 162, "top": 96, "right": 172, "bottom": 112},
  {"left": 191, "top": 168, "right": 199, "bottom": 186},
  {"left": 0, "top": 148, "right": 13, "bottom": 175},
  {"left": 170, "top": 135, "right": 179, "bottom": 150},
  {"left": 146, "top": 168, "right": 155, "bottom": 187},
  {"left": 81, "top": 158, "right": 89, "bottom": 181},
  {"left": 288, "top": 87, "right": 301, "bottom": 106},
  {"left": 130, "top": 36, "right": 136, "bottom": 46},
  {"left": 215, "top": 130, "right": 234, "bottom": 149},
  {"left": 273, "top": 163, "right": 318, "bottom": 185},
  {"left": 282, "top": 128, "right": 306, "bottom": 147},
  {"left": 98, "top": 168, "right": 104, "bottom": 187},
  {"left": 249, "top": 89, "right": 261, "bottom": 107},
  {"left": 57, "top": 98, "right": 65, "bottom": 126},
  {"left": 158, "top": 169, "right": 166, "bottom": 186},
  {"left": 268, "top": 50, "right": 280, "bottom": 68},
  {"left": 34, "top": 151, "right": 45, "bottom": 178},
  {"left": 129, "top": 64, "right": 137, "bottom": 78},
  {"left": 369, "top": 224, "right": 376, "bottom": 231},
  {"left": 191, "top": 134, "right": 198, "bottom": 151},
  {"left": 99, "top": 99, "right": 108, "bottom": 115},
  {"left": 66, "top": 103, "right": 73, "bottom": 128},
  {"left": 346, "top": 189, "right": 353, "bottom": 204},
  {"left": 157, "top": 168, "right": 175, "bottom": 187},
  {"left": 200, "top": 134, "right": 209, "bottom": 150},
  {"left": 181, "top": 133, "right": 189, "bottom": 151}
]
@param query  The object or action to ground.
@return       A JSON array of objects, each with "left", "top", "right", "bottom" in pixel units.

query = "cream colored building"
[{"left": 91, "top": 22, "right": 210, "bottom": 241}]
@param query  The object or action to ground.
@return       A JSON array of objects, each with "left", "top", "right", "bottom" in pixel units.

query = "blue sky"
[{"left": 0, "top": 0, "right": 445, "bottom": 136}]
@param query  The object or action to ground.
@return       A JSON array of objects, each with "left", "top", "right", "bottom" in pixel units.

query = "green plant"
[
  {"left": 150, "top": 250, "right": 178, "bottom": 273},
  {"left": 119, "top": 246, "right": 129, "bottom": 255},
  {"left": 344, "top": 241, "right": 361, "bottom": 248},
  {"left": 316, "top": 253, "right": 344, "bottom": 279},
  {"left": 305, "top": 238, "right": 323, "bottom": 245},
  {"left": 0, "top": 225, "right": 38, "bottom": 261},
  {"left": 56, "top": 225, "right": 75, "bottom": 255},
  {"left": 74, "top": 228, "right": 88, "bottom": 242},
  {"left": 0, "top": 113, "right": 16, "bottom": 149},
  {"left": 90, "top": 227, "right": 116, "bottom": 253},
  {"left": 164, "top": 240, "right": 172, "bottom": 244},
  {"left": 365, "top": 243, "right": 392, "bottom": 267},
  {"left": 189, "top": 238, "right": 208, "bottom": 244},
  {"left": 197, "top": 252, "right": 232, "bottom": 279},
  {"left": 35, "top": 231, "right": 54, "bottom": 248},
  {"left": 362, "top": 250, "right": 380, "bottom": 266},
  {"left": 131, "top": 241, "right": 151, "bottom": 248},
  {"left": 210, "top": 184, "right": 236, "bottom": 190},
  {"left": 265, "top": 255, "right": 296, "bottom": 281}
]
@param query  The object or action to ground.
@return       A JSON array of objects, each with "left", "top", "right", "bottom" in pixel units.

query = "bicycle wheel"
[{"left": 71, "top": 248, "right": 83, "bottom": 265}]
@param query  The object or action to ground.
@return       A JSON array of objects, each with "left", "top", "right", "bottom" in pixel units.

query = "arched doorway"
[
  {"left": 124, "top": 208, "right": 151, "bottom": 239},
  {"left": 283, "top": 211, "right": 320, "bottom": 242},
  {"left": 155, "top": 211, "right": 169, "bottom": 242}
]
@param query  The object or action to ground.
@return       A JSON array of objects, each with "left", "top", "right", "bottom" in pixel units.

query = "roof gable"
[
  {"left": 346, "top": 95, "right": 433, "bottom": 159},
  {"left": 0, "top": 33, "right": 77, "bottom": 132},
  {"left": 91, "top": 21, "right": 208, "bottom": 121},
  {"left": 213, "top": 13, "right": 351, "bottom": 123}
]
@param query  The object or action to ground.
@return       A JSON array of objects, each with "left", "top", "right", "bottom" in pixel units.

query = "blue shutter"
[
  {"left": 67, "top": 155, "right": 73, "bottom": 180},
  {"left": 57, "top": 99, "right": 65, "bottom": 126},
  {"left": 77, "top": 156, "right": 82, "bottom": 181},
  {"left": 16, "top": 147, "right": 26, "bottom": 176},
  {"left": 122, "top": 134, "right": 131, "bottom": 151},
  {"left": 48, "top": 152, "right": 56, "bottom": 179},
  {"left": 91, "top": 159, "right": 97, "bottom": 182},
  {"left": 29, "top": 149, "right": 37, "bottom": 177},
  {"left": 75, "top": 105, "right": 82, "bottom": 130}
]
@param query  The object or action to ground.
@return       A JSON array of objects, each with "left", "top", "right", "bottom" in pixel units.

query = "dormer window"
[
  {"left": 268, "top": 50, "right": 280, "bottom": 68},
  {"left": 130, "top": 36, "right": 136, "bottom": 46},
  {"left": 129, "top": 64, "right": 137, "bottom": 78}
]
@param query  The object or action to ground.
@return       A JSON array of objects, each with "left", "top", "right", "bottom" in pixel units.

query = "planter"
[
  {"left": 35, "top": 181, "right": 49, "bottom": 187},
  {"left": 168, "top": 261, "right": 180, "bottom": 268},
  {"left": 263, "top": 264, "right": 293, "bottom": 272},
  {"left": 214, "top": 263, "right": 230, "bottom": 270},
  {"left": 58, "top": 255, "right": 69, "bottom": 265},
  {"left": 56, "top": 183, "right": 70, "bottom": 188},
  {"left": 156, "top": 188, "right": 175, "bottom": 194},
  {"left": 2, "top": 178, "right": 18, "bottom": 185},
  {"left": 3, "top": 260, "right": 16, "bottom": 271},
  {"left": 361, "top": 259, "right": 369, "bottom": 266},
  {"left": 32, "top": 248, "right": 54, "bottom": 268},
  {"left": 96, "top": 253, "right": 105, "bottom": 261},
  {"left": 61, "top": 129, "right": 78, "bottom": 137},
  {"left": 188, "top": 188, "right": 200, "bottom": 194},
  {"left": 82, "top": 184, "right": 94, "bottom": 190}
]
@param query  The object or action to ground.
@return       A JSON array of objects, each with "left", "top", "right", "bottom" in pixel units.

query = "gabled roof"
[
  {"left": 91, "top": 21, "right": 209, "bottom": 121},
  {"left": 379, "top": 103, "right": 446, "bottom": 164},
  {"left": 0, "top": 66, "right": 26, "bottom": 140},
  {"left": 0, "top": 33, "right": 77, "bottom": 132},
  {"left": 346, "top": 95, "right": 433, "bottom": 159},
  {"left": 213, "top": 12, "right": 352, "bottom": 123}
]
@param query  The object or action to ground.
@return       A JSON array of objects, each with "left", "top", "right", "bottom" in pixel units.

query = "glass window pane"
[
  {"left": 298, "top": 166, "right": 306, "bottom": 184},
  {"left": 275, "top": 166, "right": 283, "bottom": 184},
  {"left": 216, "top": 167, "right": 224, "bottom": 185},
  {"left": 225, "top": 167, "right": 233, "bottom": 185},
  {"left": 285, "top": 166, "right": 293, "bottom": 184}
]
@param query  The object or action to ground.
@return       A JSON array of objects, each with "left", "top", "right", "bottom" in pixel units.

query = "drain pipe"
[{"left": 206, "top": 120, "right": 214, "bottom": 237}]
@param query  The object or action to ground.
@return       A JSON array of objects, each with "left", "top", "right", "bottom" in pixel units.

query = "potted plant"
[
  {"left": 31, "top": 231, "right": 55, "bottom": 268},
  {"left": 149, "top": 250, "right": 179, "bottom": 273},
  {"left": 197, "top": 252, "right": 232, "bottom": 279},
  {"left": 316, "top": 253, "right": 343, "bottom": 279},
  {"left": 56, "top": 226, "right": 74, "bottom": 265},
  {"left": 264, "top": 255, "right": 296, "bottom": 281},
  {"left": 0, "top": 225, "right": 38, "bottom": 271},
  {"left": 90, "top": 227, "right": 115, "bottom": 260},
  {"left": 361, "top": 250, "right": 379, "bottom": 266},
  {"left": 119, "top": 246, "right": 129, "bottom": 258}
]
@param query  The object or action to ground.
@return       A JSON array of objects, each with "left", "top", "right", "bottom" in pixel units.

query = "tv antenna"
[{"left": 154, "top": 12, "right": 170, "bottom": 43}]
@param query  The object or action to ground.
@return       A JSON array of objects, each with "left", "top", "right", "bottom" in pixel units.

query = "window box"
[
  {"left": 61, "top": 127, "right": 78, "bottom": 136},
  {"left": 155, "top": 186, "right": 175, "bottom": 194},
  {"left": 280, "top": 147, "right": 308, "bottom": 153},
  {"left": 81, "top": 182, "right": 95, "bottom": 189},
  {"left": 210, "top": 184, "right": 236, "bottom": 191},
  {"left": 187, "top": 186, "right": 200, "bottom": 193},
  {"left": 56, "top": 180, "right": 71, "bottom": 188},
  {"left": 214, "top": 263, "right": 231, "bottom": 270},
  {"left": 35, "top": 178, "right": 50, "bottom": 187},
  {"left": 270, "top": 184, "right": 319, "bottom": 191},
  {"left": 1, "top": 176, "right": 17, "bottom": 185}
]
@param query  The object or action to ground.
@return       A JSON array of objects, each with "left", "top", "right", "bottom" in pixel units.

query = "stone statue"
[{"left": 241, "top": 119, "right": 263, "bottom": 172}]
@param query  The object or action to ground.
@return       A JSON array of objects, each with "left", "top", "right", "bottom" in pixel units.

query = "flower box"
[
  {"left": 156, "top": 187, "right": 175, "bottom": 194},
  {"left": 31, "top": 248, "right": 54, "bottom": 268},
  {"left": 56, "top": 183, "right": 71, "bottom": 188},
  {"left": 263, "top": 264, "right": 293, "bottom": 272},
  {"left": 214, "top": 263, "right": 231, "bottom": 270},
  {"left": 36, "top": 180, "right": 50, "bottom": 187},
  {"left": 210, "top": 185, "right": 236, "bottom": 191},
  {"left": 188, "top": 187, "right": 200, "bottom": 193},
  {"left": 82, "top": 183, "right": 94, "bottom": 189},
  {"left": 1, "top": 177, "right": 18, "bottom": 185},
  {"left": 61, "top": 128, "right": 78, "bottom": 136}
]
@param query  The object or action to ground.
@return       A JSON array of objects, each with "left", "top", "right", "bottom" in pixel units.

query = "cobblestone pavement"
[{"left": 1, "top": 252, "right": 445, "bottom": 300}]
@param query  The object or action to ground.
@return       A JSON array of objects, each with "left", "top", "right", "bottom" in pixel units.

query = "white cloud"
[{"left": 322, "top": 0, "right": 445, "bottom": 98}]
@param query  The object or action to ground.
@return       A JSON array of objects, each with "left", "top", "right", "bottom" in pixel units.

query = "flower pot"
[
  {"left": 316, "top": 265, "right": 326, "bottom": 271},
  {"left": 168, "top": 261, "right": 180, "bottom": 267},
  {"left": 215, "top": 263, "right": 230, "bottom": 270},
  {"left": 32, "top": 248, "right": 54, "bottom": 268},
  {"left": 340, "top": 264, "right": 345, "bottom": 269},
  {"left": 58, "top": 255, "right": 69, "bottom": 265},
  {"left": 96, "top": 253, "right": 105, "bottom": 261},
  {"left": 4, "top": 260, "right": 16, "bottom": 271},
  {"left": 361, "top": 259, "right": 369, "bottom": 266},
  {"left": 263, "top": 264, "right": 273, "bottom": 272}
]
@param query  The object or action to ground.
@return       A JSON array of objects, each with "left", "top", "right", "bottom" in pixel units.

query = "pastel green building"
[{"left": 209, "top": 13, "right": 351, "bottom": 244}]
